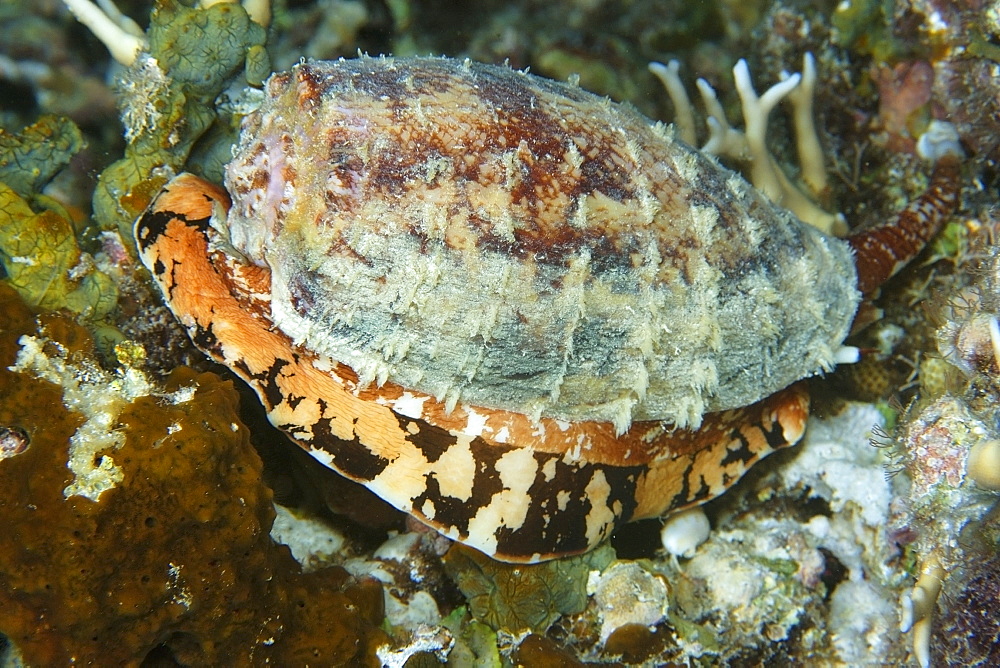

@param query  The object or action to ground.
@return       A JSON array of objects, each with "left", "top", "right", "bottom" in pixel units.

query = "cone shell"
[{"left": 222, "top": 56, "right": 858, "bottom": 431}]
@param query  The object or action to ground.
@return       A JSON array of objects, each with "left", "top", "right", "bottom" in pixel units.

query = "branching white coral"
[
  {"left": 648, "top": 60, "right": 696, "bottom": 147},
  {"left": 695, "top": 76, "right": 751, "bottom": 159},
  {"left": 62, "top": 0, "right": 146, "bottom": 66},
  {"left": 62, "top": 0, "right": 273, "bottom": 66},
  {"left": 786, "top": 53, "right": 828, "bottom": 197},
  {"left": 900, "top": 555, "right": 944, "bottom": 668},
  {"left": 94, "top": 0, "right": 144, "bottom": 38},
  {"left": 650, "top": 54, "right": 846, "bottom": 235},
  {"left": 733, "top": 58, "right": 802, "bottom": 204}
]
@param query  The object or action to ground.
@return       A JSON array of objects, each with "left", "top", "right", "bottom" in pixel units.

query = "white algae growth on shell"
[{"left": 222, "top": 56, "right": 860, "bottom": 431}]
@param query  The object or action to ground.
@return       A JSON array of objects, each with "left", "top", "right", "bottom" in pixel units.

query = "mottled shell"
[
  {"left": 222, "top": 56, "right": 860, "bottom": 431},
  {"left": 136, "top": 56, "right": 865, "bottom": 561}
]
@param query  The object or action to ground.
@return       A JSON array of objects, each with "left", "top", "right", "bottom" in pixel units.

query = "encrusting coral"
[
  {"left": 0, "top": 284, "right": 387, "bottom": 665},
  {"left": 893, "top": 237, "right": 1000, "bottom": 668}
]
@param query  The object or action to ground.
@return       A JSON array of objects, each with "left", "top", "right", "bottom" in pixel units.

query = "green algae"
[
  {"left": 0, "top": 115, "right": 117, "bottom": 318},
  {"left": 534, "top": 46, "right": 641, "bottom": 105},
  {"left": 831, "top": 0, "right": 929, "bottom": 62},
  {"left": 93, "top": 0, "right": 267, "bottom": 243},
  {"left": 967, "top": 32, "right": 1000, "bottom": 63},
  {"left": 752, "top": 555, "right": 800, "bottom": 577},
  {"left": 435, "top": 607, "right": 501, "bottom": 667},
  {"left": 443, "top": 542, "right": 614, "bottom": 634},
  {"left": 0, "top": 186, "right": 117, "bottom": 318},
  {"left": 0, "top": 114, "right": 83, "bottom": 199},
  {"left": 925, "top": 220, "right": 972, "bottom": 267}
]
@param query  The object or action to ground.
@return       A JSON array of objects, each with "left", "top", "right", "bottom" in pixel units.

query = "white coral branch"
[
  {"left": 94, "top": 0, "right": 144, "bottom": 38},
  {"left": 695, "top": 77, "right": 749, "bottom": 159},
  {"left": 652, "top": 54, "right": 845, "bottom": 235},
  {"left": 733, "top": 58, "right": 800, "bottom": 204},
  {"left": 648, "top": 61, "right": 697, "bottom": 147},
  {"left": 200, "top": 0, "right": 272, "bottom": 27},
  {"left": 62, "top": 0, "right": 146, "bottom": 66},
  {"left": 786, "top": 53, "right": 828, "bottom": 197}
]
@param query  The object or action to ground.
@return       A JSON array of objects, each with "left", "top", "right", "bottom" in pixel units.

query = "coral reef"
[
  {"left": 892, "top": 237, "right": 1000, "bottom": 667},
  {"left": 2, "top": 0, "right": 999, "bottom": 664}
]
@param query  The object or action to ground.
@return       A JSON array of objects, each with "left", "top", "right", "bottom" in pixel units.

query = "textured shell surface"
[
  {"left": 135, "top": 55, "right": 869, "bottom": 561},
  {"left": 222, "top": 56, "right": 861, "bottom": 432}
]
